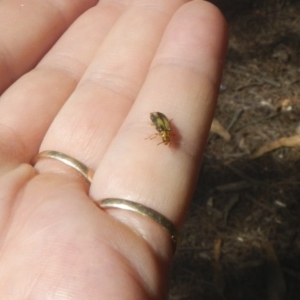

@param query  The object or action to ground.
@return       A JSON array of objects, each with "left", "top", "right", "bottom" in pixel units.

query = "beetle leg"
[
  {"left": 145, "top": 133, "right": 159, "bottom": 140},
  {"left": 157, "top": 140, "right": 169, "bottom": 146}
]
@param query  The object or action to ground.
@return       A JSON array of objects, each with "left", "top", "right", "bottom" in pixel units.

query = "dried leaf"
[
  {"left": 213, "top": 239, "right": 224, "bottom": 295},
  {"left": 210, "top": 119, "right": 231, "bottom": 141},
  {"left": 251, "top": 134, "right": 300, "bottom": 158},
  {"left": 275, "top": 98, "right": 292, "bottom": 112}
]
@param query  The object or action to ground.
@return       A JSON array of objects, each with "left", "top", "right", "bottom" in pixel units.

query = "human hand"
[{"left": 0, "top": 0, "right": 227, "bottom": 299}]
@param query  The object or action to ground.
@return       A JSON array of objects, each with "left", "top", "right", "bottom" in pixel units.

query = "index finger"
[{"left": 91, "top": 1, "right": 227, "bottom": 254}]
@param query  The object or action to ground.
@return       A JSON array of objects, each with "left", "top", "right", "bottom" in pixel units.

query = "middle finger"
[{"left": 40, "top": 0, "right": 188, "bottom": 170}]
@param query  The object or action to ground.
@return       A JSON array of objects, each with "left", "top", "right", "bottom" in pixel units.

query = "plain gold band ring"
[
  {"left": 98, "top": 198, "right": 179, "bottom": 252},
  {"left": 33, "top": 150, "right": 94, "bottom": 183}
]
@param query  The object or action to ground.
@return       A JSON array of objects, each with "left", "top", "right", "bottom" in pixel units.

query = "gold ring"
[
  {"left": 98, "top": 198, "right": 179, "bottom": 252},
  {"left": 33, "top": 150, "right": 94, "bottom": 183}
]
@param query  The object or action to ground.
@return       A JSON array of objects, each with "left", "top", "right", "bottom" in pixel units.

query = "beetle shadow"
[
  {"left": 169, "top": 120, "right": 182, "bottom": 150},
  {"left": 144, "top": 119, "right": 182, "bottom": 150}
]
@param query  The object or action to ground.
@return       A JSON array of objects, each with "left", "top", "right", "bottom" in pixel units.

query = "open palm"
[{"left": 0, "top": 0, "right": 226, "bottom": 299}]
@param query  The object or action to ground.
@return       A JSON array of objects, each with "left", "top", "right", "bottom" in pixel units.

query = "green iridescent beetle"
[{"left": 149, "top": 112, "right": 172, "bottom": 145}]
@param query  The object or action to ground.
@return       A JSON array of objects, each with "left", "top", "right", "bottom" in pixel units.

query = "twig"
[
  {"left": 178, "top": 246, "right": 213, "bottom": 252},
  {"left": 216, "top": 181, "right": 253, "bottom": 192},
  {"left": 235, "top": 112, "right": 281, "bottom": 132},
  {"left": 264, "top": 241, "right": 286, "bottom": 300},
  {"left": 223, "top": 194, "right": 240, "bottom": 226},
  {"left": 227, "top": 108, "right": 244, "bottom": 131},
  {"left": 254, "top": 76, "right": 281, "bottom": 87},
  {"left": 235, "top": 82, "right": 262, "bottom": 91},
  {"left": 225, "top": 164, "right": 258, "bottom": 185},
  {"left": 245, "top": 195, "right": 274, "bottom": 213}
]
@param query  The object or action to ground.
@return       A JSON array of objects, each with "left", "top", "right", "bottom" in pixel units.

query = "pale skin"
[{"left": 0, "top": 0, "right": 227, "bottom": 299}]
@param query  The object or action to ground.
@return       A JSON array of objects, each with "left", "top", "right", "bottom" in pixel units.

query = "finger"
[
  {"left": 0, "top": 1, "right": 125, "bottom": 173},
  {"left": 0, "top": 0, "right": 98, "bottom": 93},
  {"left": 0, "top": 164, "right": 36, "bottom": 234},
  {"left": 38, "top": 0, "right": 188, "bottom": 171},
  {"left": 90, "top": 0, "right": 227, "bottom": 254}
]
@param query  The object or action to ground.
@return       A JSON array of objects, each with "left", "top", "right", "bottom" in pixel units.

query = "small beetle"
[{"left": 148, "top": 112, "right": 172, "bottom": 145}]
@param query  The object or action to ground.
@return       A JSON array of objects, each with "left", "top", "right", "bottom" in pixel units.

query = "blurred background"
[{"left": 169, "top": 1, "right": 300, "bottom": 299}]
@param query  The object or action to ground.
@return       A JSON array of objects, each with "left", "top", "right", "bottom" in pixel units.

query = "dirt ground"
[{"left": 169, "top": 1, "right": 300, "bottom": 299}]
